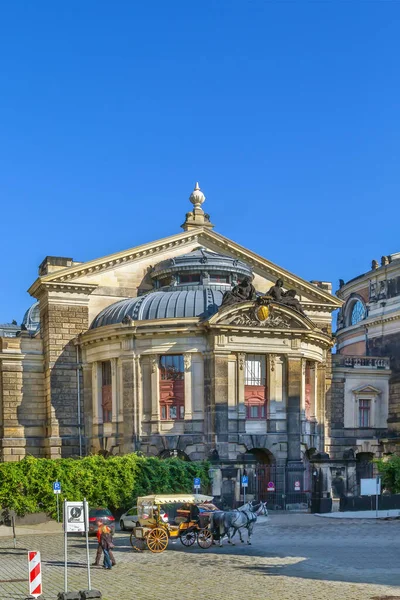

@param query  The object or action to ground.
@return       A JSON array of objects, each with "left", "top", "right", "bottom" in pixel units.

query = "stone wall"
[
  {"left": 40, "top": 301, "right": 89, "bottom": 458},
  {"left": 0, "top": 336, "right": 46, "bottom": 461}
]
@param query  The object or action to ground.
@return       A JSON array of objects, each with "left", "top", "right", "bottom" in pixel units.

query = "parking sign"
[
  {"left": 194, "top": 477, "right": 201, "bottom": 489},
  {"left": 53, "top": 481, "right": 61, "bottom": 494},
  {"left": 242, "top": 475, "right": 248, "bottom": 487}
]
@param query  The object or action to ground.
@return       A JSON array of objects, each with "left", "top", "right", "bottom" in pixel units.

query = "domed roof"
[
  {"left": 90, "top": 288, "right": 224, "bottom": 328},
  {"left": 151, "top": 247, "right": 252, "bottom": 287},
  {"left": 22, "top": 302, "right": 40, "bottom": 334}
]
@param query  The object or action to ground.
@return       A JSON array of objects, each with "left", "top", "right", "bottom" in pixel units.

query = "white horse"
[{"left": 210, "top": 501, "right": 268, "bottom": 547}]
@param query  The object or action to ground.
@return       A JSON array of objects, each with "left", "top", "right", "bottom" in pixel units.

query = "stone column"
[
  {"left": 191, "top": 353, "right": 204, "bottom": 429},
  {"left": 150, "top": 354, "right": 160, "bottom": 434},
  {"left": 317, "top": 361, "right": 327, "bottom": 450},
  {"left": 286, "top": 356, "right": 305, "bottom": 491},
  {"left": 213, "top": 352, "right": 230, "bottom": 459},
  {"left": 82, "top": 363, "right": 93, "bottom": 456},
  {"left": 121, "top": 356, "right": 136, "bottom": 454},
  {"left": 183, "top": 353, "right": 193, "bottom": 424},
  {"left": 228, "top": 354, "right": 238, "bottom": 431},
  {"left": 111, "top": 358, "right": 118, "bottom": 423},
  {"left": 237, "top": 353, "right": 246, "bottom": 432}
]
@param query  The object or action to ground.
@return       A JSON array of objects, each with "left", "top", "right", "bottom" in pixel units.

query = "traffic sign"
[
  {"left": 294, "top": 480, "right": 301, "bottom": 491},
  {"left": 64, "top": 501, "right": 87, "bottom": 533},
  {"left": 53, "top": 481, "right": 61, "bottom": 494},
  {"left": 242, "top": 475, "right": 248, "bottom": 487},
  {"left": 194, "top": 477, "right": 201, "bottom": 489},
  {"left": 267, "top": 481, "right": 275, "bottom": 492}
]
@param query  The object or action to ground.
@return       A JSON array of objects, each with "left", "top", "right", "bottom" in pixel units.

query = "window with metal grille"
[
  {"left": 245, "top": 355, "right": 266, "bottom": 385},
  {"left": 245, "top": 354, "right": 267, "bottom": 419},
  {"left": 160, "top": 355, "right": 185, "bottom": 420},
  {"left": 359, "top": 399, "right": 371, "bottom": 427},
  {"left": 101, "top": 361, "right": 112, "bottom": 423}
]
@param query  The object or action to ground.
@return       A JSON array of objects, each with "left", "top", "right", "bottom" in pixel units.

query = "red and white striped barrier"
[{"left": 28, "top": 551, "right": 42, "bottom": 598}]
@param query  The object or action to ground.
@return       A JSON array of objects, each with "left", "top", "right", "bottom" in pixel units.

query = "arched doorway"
[{"left": 242, "top": 449, "right": 278, "bottom": 506}]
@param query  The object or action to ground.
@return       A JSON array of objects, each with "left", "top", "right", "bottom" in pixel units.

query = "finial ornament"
[{"left": 189, "top": 182, "right": 206, "bottom": 210}]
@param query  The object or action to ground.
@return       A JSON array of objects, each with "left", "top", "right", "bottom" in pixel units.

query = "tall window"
[
  {"left": 245, "top": 354, "right": 267, "bottom": 419},
  {"left": 159, "top": 355, "right": 185, "bottom": 420},
  {"left": 359, "top": 399, "right": 371, "bottom": 427},
  {"left": 101, "top": 361, "right": 112, "bottom": 423}
]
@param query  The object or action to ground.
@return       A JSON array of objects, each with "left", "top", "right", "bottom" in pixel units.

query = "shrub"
[
  {"left": 0, "top": 454, "right": 210, "bottom": 518},
  {"left": 374, "top": 455, "right": 400, "bottom": 494}
]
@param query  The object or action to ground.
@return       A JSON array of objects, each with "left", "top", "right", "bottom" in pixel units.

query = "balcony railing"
[{"left": 333, "top": 355, "right": 390, "bottom": 369}]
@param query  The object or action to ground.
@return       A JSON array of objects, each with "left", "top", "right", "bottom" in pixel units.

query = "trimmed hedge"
[{"left": 0, "top": 454, "right": 210, "bottom": 517}]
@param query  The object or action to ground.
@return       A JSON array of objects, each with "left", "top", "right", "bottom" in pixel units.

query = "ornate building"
[
  {"left": 334, "top": 253, "right": 400, "bottom": 480},
  {"left": 0, "top": 184, "right": 341, "bottom": 503}
]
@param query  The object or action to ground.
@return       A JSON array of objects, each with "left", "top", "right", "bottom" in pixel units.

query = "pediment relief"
[
  {"left": 206, "top": 301, "right": 313, "bottom": 331},
  {"left": 352, "top": 385, "right": 382, "bottom": 396}
]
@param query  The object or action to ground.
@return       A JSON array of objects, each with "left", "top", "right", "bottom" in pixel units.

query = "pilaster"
[
  {"left": 150, "top": 354, "right": 160, "bottom": 433},
  {"left": 183, "top": 353, "right": 193, "bottom": 421}
]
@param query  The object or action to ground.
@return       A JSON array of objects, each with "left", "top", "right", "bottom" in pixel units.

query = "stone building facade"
[
  {"left": 333, "top": 253, "right": 400, "bottom": 482},
  {"left": 0, "top": 184, "right": 342, "bottom": 503}
]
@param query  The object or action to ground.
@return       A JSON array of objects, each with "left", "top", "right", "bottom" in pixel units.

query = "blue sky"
[{"left": 1, "top": 1, "right": 399, "bottom": 322}]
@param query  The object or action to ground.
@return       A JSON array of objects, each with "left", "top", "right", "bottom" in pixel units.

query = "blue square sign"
[
  {"left": 53, "top": 481, "right": 61, "bottom": 494},
  {"left": 194, "top": 477, "right": 201, "bottom": 488},
  {"left": 242, "top": 475, "right": 248, "bottom": 487}
]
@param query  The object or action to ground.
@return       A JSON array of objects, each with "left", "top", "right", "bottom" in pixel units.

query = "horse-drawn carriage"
[{"left": 129, "top": 493, "right": 216, "bottom": 553}]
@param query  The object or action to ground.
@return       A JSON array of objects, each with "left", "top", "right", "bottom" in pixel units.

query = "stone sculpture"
[
  {"left": 220, "top": 277, "right": 256, "bottom": 307},
  {"left": 266, "top": 279, "right": 306, "bottom": 315}
]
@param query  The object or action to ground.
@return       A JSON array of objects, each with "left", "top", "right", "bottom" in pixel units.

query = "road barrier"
[{"left": 28, "top": 550, "right": 42, "bottom": 598}]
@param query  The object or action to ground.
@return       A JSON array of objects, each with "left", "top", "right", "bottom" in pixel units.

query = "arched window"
[{"left": 350, "top": 300, "right": 366, "bottom": 325}]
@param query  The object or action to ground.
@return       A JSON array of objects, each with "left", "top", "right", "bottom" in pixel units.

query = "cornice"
[
  {"left": 29, "top": 231, "right": 203, "bottom": 289},
  {"left": 197, "top": 230, "right": 342, "bottom": 307},
  {"left": 27, "top": 226, "right": 341, "bottom": 308},
  {"left": 29, "top": 280, "right": 99, "bottom": 299}
]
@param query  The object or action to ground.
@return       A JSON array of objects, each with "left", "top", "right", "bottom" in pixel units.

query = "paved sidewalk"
[
  {"left": 317, "top": 508, "right": 400, "bottom": 519},
  {"left": 0, "top": 514, "right": 400, "bottom": 600}
]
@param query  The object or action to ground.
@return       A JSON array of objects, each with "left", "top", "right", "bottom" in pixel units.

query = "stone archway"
[
  {"left": 240, "top": 448, "right": 278, "bottom": 505},
  {"left": 158, "top": 449, "right": 190, "bottom": 461}
]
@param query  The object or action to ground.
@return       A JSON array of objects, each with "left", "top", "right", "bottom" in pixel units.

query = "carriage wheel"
[
  {"left": 146, "top": 527, "right": 169, "bottom": 553},
  {"left": 180, "top": 529, "right": 197, "bottom": 547},
  {"left": 197, "top": 528, "right": 213, "bottom": 549},
  {"left": 130, "top": 531, "right": 146, "bottom": 552}
]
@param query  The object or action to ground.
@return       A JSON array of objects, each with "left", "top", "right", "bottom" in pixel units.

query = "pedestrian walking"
[
  {"left": 100, "top": 525, "right": 116, "bottom": 570},
  {"left": 92, "top": 520, "right": 104, "bottom": 566}
]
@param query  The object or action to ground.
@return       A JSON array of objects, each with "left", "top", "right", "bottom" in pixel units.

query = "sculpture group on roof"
[{"left": 221, "top": 277, "right": 306, "bottom": 316}]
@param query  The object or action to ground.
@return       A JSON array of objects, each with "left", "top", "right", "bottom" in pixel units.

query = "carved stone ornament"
[
  {"left": 269, "top": 354, "right": 276, "bottom": 372},
  {"left": 183, "top": 354, "right": 191, "bottom": 371},
  {"left": 238, "top": 353, "right": 245, "bottom": 371},
  {"left": 222, "top": 304, "right": 296, "bottom": 329},
  {"left": 150, "top": 355, "right": 158, "bottom": 373}
]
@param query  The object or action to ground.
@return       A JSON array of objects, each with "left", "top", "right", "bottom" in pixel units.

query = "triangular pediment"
[
  {"left": 352, "top": 385, "right": 382, "bottom": 395},
  {"left": 28, "top": 226, "right": 341, "bottom": 309},
  {"left": 206, "top": 301, "right": 313, "bottom": 331}
]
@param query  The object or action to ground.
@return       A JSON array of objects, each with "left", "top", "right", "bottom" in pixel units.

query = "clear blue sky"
[{"left": 1, "top": 1, "right": 399, "bottom": 323}]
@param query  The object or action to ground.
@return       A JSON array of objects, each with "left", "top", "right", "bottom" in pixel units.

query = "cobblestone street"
[{"left": 1, "top": 513, "right": 400, "bottom": 600}]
